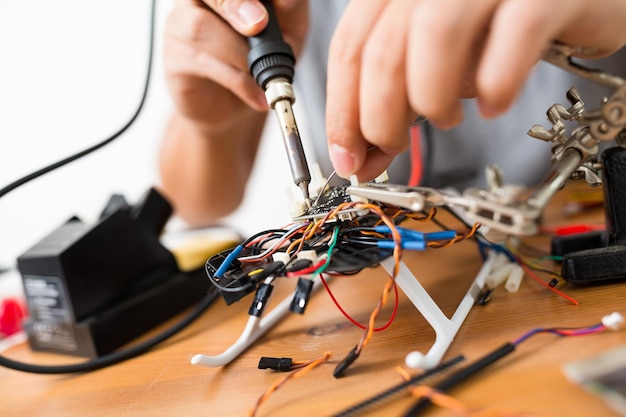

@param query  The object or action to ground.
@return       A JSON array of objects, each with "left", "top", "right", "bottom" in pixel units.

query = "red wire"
[
  {"left": 517, "top": 261, "right": 579, "bottom": 305},
  {"left": 319, "top": 274, "right": 399, "bottom": 332},
  {"left": 285, "top": 259, "right": 327, "bottom": 277},
  {"left": 539, "top": 224, "right": 605, "bottom": 236},
  {"left": 408, "top": 124, "right": 423, "bottom": 187}
]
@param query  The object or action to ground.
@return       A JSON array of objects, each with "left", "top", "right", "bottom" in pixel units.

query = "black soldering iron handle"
[{"left": 247, "top": 0, "right": 296, "bottom": 89}]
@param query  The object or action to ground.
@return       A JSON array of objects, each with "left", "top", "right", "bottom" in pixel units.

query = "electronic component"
[
  {"left": 193, "top": 179, "right": 484, "bottom": 375},
  {"left": 294, "top": 185, "right": 361, "bottom": 222},
  {"left": 564, "top": 343, "right": 626, "bottom": 417}
]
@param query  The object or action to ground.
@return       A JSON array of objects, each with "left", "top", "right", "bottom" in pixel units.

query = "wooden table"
[{"left": 1, "top": 185, "right": 624, "bottom": 417}]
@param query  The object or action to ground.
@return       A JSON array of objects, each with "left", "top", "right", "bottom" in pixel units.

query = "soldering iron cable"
[
  {"left": 0, "top": 0, "right": 219, "bottom": 374},
  {"left": 0, "top": 0, "right": 155, "bottom": 199}
]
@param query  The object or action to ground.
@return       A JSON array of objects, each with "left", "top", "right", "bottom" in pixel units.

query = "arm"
[
  {"left": 325, "top": 0, "right": 626, "bottom": 181},
  {"left": 158, "top": 0, "right": 308, "bottom": 226}
]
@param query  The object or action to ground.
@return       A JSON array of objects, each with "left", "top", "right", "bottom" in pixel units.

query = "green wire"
[
  {"left": 533, "top": 255, "right": 564, "bottom": 263},
  {"left": 312, "top": 226, "right": 340, "bottom": 277}
]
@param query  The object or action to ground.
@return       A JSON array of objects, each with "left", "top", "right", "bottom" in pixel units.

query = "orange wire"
[
  {"left": 248, "top": 352, "right": 332, "bottom": 417},
  {"left": 427, "top": 222, "right": 481, "bottom": 249},
  {"left": 352, "top": 203, "right": 403, "bottom": 352},
  {"left": 406, "top": 207, "right": 437, "bottom": 222},
  {"left": 409, "top": 385, "right": 559, "bottom": 417}
]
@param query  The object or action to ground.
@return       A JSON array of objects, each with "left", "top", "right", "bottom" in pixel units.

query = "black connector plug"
[
  {"left": 249, "top": 261, "right": 285, "bottom": 284},
  {"left": 258, "top": 357, "right": 293, "bottom": 372},
  {"left": 285, "top": 259, "right": 312, "bottom": 273},
  {"left": 333, "top": 345, "right": 360, "bottom": 378},
  {"left": 248, "top": 283, "right": 274, "bottom": 317},
  {"left": 290, "top": 277, "right": 314, "bottom": 314}
]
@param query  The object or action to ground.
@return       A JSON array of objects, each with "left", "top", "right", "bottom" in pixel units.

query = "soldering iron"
[{"left": 247, "top": 0, "right": 311, "bottom": 203}]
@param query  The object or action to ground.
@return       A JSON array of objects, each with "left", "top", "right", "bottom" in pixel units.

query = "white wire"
[{"left": 238, "top": 223, "right": 309, "bottom": 261}]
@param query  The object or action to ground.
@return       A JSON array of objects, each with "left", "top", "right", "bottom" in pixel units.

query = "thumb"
[{"left": 203, "top": 0, "right": 269, "bottom": 36}]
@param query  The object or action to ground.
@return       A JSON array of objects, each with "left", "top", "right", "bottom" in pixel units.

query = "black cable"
[
  {"left": 0, "top": 291, "right": 219, "bottom": 374},
  {"left": 329, "top": 355, "right": 465, "bottom": 417},
  {"left": 402, "top": 343, "right": 516, "bottom": 417},
  {"left": 242, "top": 228, "right": 292, "bottom": 247},
  {"left": 0, "top": 0, "right": 156, "bottom": 200},
  {"left": 0, "top": 0, "right": 218, "bottom": 374}
]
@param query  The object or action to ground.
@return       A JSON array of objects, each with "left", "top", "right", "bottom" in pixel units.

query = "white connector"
[
  {"left": 504, "top": 264, "right": 524, "bottom": 293},
  {"left": 489, "top": 252, "right": 510, "bottom": 272},
  {"left": 602, "top": 312, "right": 624, "bottom": 330},
  {"left": 285, "top": 186, "right": 307, "bottom": 218},
  {"left": 272, "top": 252, "right": 291, "bottom": 265},
  {"left": 349, "top": 175, "right": 368, "bottom": 203},
  {"left": 296, "top": 249, "right": 318, "bottom": 265},
  {"left": 374, "top": 170, "right": 389, "bottom": 184},
  {"left": 308, "top": 163, "right": 327, "bottom": 199},
  {"left": 485, "top": 262, "right": 516, "bottom": 288}
]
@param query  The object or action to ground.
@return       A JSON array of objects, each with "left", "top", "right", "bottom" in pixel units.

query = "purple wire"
[{"left": 513, "top": 323, "right": 606, "bottom": 346}]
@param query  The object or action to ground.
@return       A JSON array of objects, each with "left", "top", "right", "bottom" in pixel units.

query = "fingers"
[
  {"left": 407, "top": 0, "right": 501, "bottom": 128},
  {"left": 359, "top": 0, "right": 415, "bottom": 155},
  {"left": 200, "top": 0, "right": 268, "bottom": 35},
  {"left": 476, "top": 0, "right": 567, "bottom": 117},
  {"left": 326, "top": 0, "right": 388, "bottom": 179},
  {"left": 199, "top": 0, "right": 308, "bottom": 43},
  {"left": 165, "top": 1, "right": 267, "bottom": 113}
]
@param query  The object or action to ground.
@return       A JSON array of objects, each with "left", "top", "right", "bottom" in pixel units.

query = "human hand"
[
  {"left": 326, "top": 0, "right": 626, "bottom": 181},
  {"left": 163, "top": 0, "right": 308, "bottom": 131}
]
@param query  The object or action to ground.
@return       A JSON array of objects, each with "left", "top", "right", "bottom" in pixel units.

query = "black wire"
[
  {"left": 329, "top": 355, "right": 465, "bottom": 417},
  {"left": 242, "top": 228, "right": 292, "bottom": 246},
  {"left": 0, "top": 0, "right": 156, "bottom": 200},
  {"left": 0, "top": 0, "right": 217, "bottom": 374},
  {"left": 0, "top": 291, "right": 219, "bottom": 374},
  {"left": 402, "top": 343, "right": 516, "bottom": 417}
]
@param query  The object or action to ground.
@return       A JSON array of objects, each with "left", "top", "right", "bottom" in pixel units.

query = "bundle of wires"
[{"left": 205, "top": 198, "right": 481, "bottom": 378}]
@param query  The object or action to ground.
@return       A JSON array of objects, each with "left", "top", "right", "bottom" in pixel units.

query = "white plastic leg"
[
  {"left": 381, "top": 250, "right": 495, "bottom": 369},
  {"left": 191, "top": 279, "right": 323, "bottom": 367}
]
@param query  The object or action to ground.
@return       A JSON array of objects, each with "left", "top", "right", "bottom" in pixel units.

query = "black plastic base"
[
  {"left": 556, "top": 147, "right": 626, "bottom": 284},
  {"left": 23, "top": 266, "right": 212, "bottom": 358}
]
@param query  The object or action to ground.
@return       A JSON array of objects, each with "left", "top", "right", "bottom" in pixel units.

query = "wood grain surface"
[{"left": 1, "top": 184, "right": 623, "bottom": 417}]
